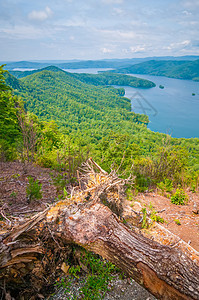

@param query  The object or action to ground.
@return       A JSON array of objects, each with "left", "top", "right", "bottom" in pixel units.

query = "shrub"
[
  {"left": 157, "top": 178, "right": 173, "bottom": 194},
  {"left": 171, "top": 188, "right": 188, "bottom": 205},
  {"left": 26, "top": 176, "right": 42, "bottom": 202},
  {"left": 174, "top": 219, "right": 181, "bottom": 225}
]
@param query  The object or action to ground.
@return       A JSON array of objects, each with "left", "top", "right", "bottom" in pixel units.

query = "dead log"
[{"left": 0, "top": 159, "right": 199, "bottom": 299}]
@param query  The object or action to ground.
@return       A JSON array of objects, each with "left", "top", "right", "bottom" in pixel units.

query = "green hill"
[
  {"left": 112, "top": 59, "right": 199, "bottom": 80},
  {"left": 10, "top": 66, "right": 155, "bottom": 88},
  {"left": 6, "top": 68, "right": 150, "bottom": 138}
]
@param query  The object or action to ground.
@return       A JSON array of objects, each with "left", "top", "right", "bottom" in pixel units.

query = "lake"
[
  {"left": 63, "top": 68, "right": 113, "bottom": 74},
  {"left": 65, "top": 69, "right": 199, "bottom": 138},
  {"left": 119, "top": 74, "right": 199, "bottom": 139}
]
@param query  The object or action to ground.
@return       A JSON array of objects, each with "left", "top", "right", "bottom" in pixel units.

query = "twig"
[
  {"left": 76, "top": 170, "right": 82, "bottom": 190},
  {"left": 171, "top": 238, "right": 182, "bottom": 248},
  {"left": 0, "top": 209, "right": 11, "bottom": 227},
  {"left": 46, "top": 224, "right": 62, "bottom": 249},
  {"left": 88, "top": 157, "right": 108, "bottom": 174}
]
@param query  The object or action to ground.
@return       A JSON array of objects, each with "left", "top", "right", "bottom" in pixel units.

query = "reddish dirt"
[
  {"left": 134, "top": 191, "right": 199, "bottom": 251},
  {"left": 0, "top": 161, "right": 62, "bottom": 223}
]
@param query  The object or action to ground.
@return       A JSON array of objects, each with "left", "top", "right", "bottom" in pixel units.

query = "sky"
[{"left": 0, "top": 0, "right": 199, "bottom": 61}]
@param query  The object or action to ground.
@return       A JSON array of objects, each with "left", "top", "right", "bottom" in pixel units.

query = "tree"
[{"left": 0, "top": 65, "right": 22, "bottom": 160}]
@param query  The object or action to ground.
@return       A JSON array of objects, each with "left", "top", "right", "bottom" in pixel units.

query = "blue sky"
[{"left": 0, "top": 0, "right": 199, "bottom": 61}]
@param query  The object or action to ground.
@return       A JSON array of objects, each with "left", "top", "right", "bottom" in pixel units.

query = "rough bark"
[{"left": 0, "top": 159, "right": 199, "bottom": 299}]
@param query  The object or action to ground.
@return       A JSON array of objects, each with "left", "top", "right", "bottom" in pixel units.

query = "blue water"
[
  {"left": 63, "top": 68, "right": 113, "bottom": 74},
  {"left": 119, "top": 74, "right": 199, "bottom": 139}
]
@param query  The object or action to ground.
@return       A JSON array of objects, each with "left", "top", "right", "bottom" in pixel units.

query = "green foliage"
[
  {"left": 9, "top": 191, "right": 17, "bottom": 198},
  {"left": 151, "top": 214, "right": 165, "bottom": 223},
  {"left": 69, "top": 265, "right": 81, "bottom": 279},
  {"left": 149, "top": 204, "right": 165, "bottom": 224},
  {"left": 141, "top": 208, "right": 148, "bottom": 229},
  {"left": 71, "top": 71, "right": 156, "bottom": 88},
  {"left": 157, "top": 179, "right": 173, "bottom": 194},
  {"left": 0, "top": 67, "right": 22, "bottom": 160},
  {"left": 26, "top": 176, "right": 42, "bottom": 202},
  {"left": 79, "top": 252, "right": 116, "bottom": 300},
  {"left": 0, "top": 65, "right": 11, "bottom": 91},
  {"left": 171, "top": 188, "right": 189, "bottom": 205},
  {"left": 55, "top": 250, "right": 118, "bottom": 300},
  {"left": 174, "top": 219, "right": 181, "bottom": 225},
  {"left": 112, "top": 59, "right": 199, "bottom": 81}
]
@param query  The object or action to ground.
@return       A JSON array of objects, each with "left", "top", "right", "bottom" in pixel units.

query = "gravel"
[{"left": 49, "top": 274, "right": 156, "bottom": 300}]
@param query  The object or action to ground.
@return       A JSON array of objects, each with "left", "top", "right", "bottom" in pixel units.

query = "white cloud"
[
  {"left": 182, "top": 10, "right": 192, "bottom": 16},
  {"left": 181, "top": 40, "right": 191, "bottom": 46},
  {"left": 97, "top": 29, "right": 137, "bottom": 40},
  {"left": 102, "top": 0, "right": 123, "bottom": 4},
  {"left": 101, "top": 47, "right": 113, "bottom": 53},
  {"left": 130, "top": 45, "right": 145, "bottom": 53},
  {"left": 28, "top": 6, "right": 53, "bottom": 21},
  {"left": 163, "top": 40, "right": 191, "bottom": 51}
]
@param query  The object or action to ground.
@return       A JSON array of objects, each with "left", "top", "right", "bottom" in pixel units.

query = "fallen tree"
[{"left": 0, "top": 159, "right": 199, "bottom": 299}]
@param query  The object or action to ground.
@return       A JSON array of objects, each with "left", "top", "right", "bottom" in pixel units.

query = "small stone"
[
  {"left": 192, "top": 202, "right": 199, "bottom": 214},
  {"left": 189, "top": 286, "right": 194, "bottom": 292}
]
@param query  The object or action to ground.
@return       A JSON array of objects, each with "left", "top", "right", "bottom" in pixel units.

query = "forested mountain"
[
  {"left": 6, "top": 67, "right": 150, "bottom": 134},
  {"left": 112, "top": 59, "right": 199, "bottom": 80},
  {"left": 2, "top": 65, "right": 199, "bottom": 192},
  {"left": 10, "top": 66, "right": 155, "bottom": 88}
]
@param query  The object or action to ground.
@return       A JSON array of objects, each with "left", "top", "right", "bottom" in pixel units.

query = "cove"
[
  {"left": 61, "top": 68, "right": 199, "bottom": 139},
  {"left": 120, "top": 74, "right": 199, "bottom": 139}
]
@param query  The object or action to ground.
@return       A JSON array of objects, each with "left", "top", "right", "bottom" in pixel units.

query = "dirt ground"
[
  {"left": 133, "top": 191, "right": 199, "bottom": 251},
  {"left": 0, "top": 161, "right": 60, "bottom": 221}
]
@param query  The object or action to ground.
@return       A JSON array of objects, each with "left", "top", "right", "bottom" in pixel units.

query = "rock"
[{"left": 192, "top": 202, "right": 199, "bottom": 214}]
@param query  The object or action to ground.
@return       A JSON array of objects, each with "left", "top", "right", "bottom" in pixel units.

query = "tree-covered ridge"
[
  {"left": 112, "top": 59, "right": 199, "bottom": 80},
  {"left": 10, "top": 66, "right": 155, "bottom": 88},
  {"left": 6, "top": 68, "right": 149, "bottom": 134},
  {"left": 1, "top": 65, "right": 199, "bottom": 193},
  {"left": 70, "top": 72, "right": 155, "bottom": 88}
]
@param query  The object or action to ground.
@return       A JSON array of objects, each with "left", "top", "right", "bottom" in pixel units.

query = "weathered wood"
[
  {"left": 47, "top": 201, "right": 199, "bottom": 300},
  {"left": 0, "top": 160, "right": 199, "bottom": 299}
]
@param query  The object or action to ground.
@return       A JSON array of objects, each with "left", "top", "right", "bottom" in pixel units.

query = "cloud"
[
  {"left": 28, "top": 6, "right": 53, "bottom": 21},
  {"left": 163, "top": 40, "right": 191, "bottom": 51},
  {"left": 101, "top": 47, "right": 113, "bottom": 53},
  {"left": 130, "top": 45, "right": 145, "bottom": 53},
  {"left": 102, "top": 0, "right": 123, "bottom": 4},
  {"left": 97, "top": 29, "right": 137, "bottom": 40},
  {"left": 182, "top": 10, "right": 192, "bottom": 16}
]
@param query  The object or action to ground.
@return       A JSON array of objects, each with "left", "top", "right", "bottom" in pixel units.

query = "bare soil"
[
  {"left": 0, "top": 161, "right": 62, "bottom": 229},
  {"left": 132, "top": 190, "right": 199, "bottom": 251}
]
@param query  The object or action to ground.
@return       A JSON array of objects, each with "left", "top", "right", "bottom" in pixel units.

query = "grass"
[{"left": 54, "top": 249, "right": 120, "bottom": 300}]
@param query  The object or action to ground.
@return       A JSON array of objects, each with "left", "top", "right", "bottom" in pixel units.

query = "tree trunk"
[{"left": 0, "top": 159, "right": 199, "bottom": 299}]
